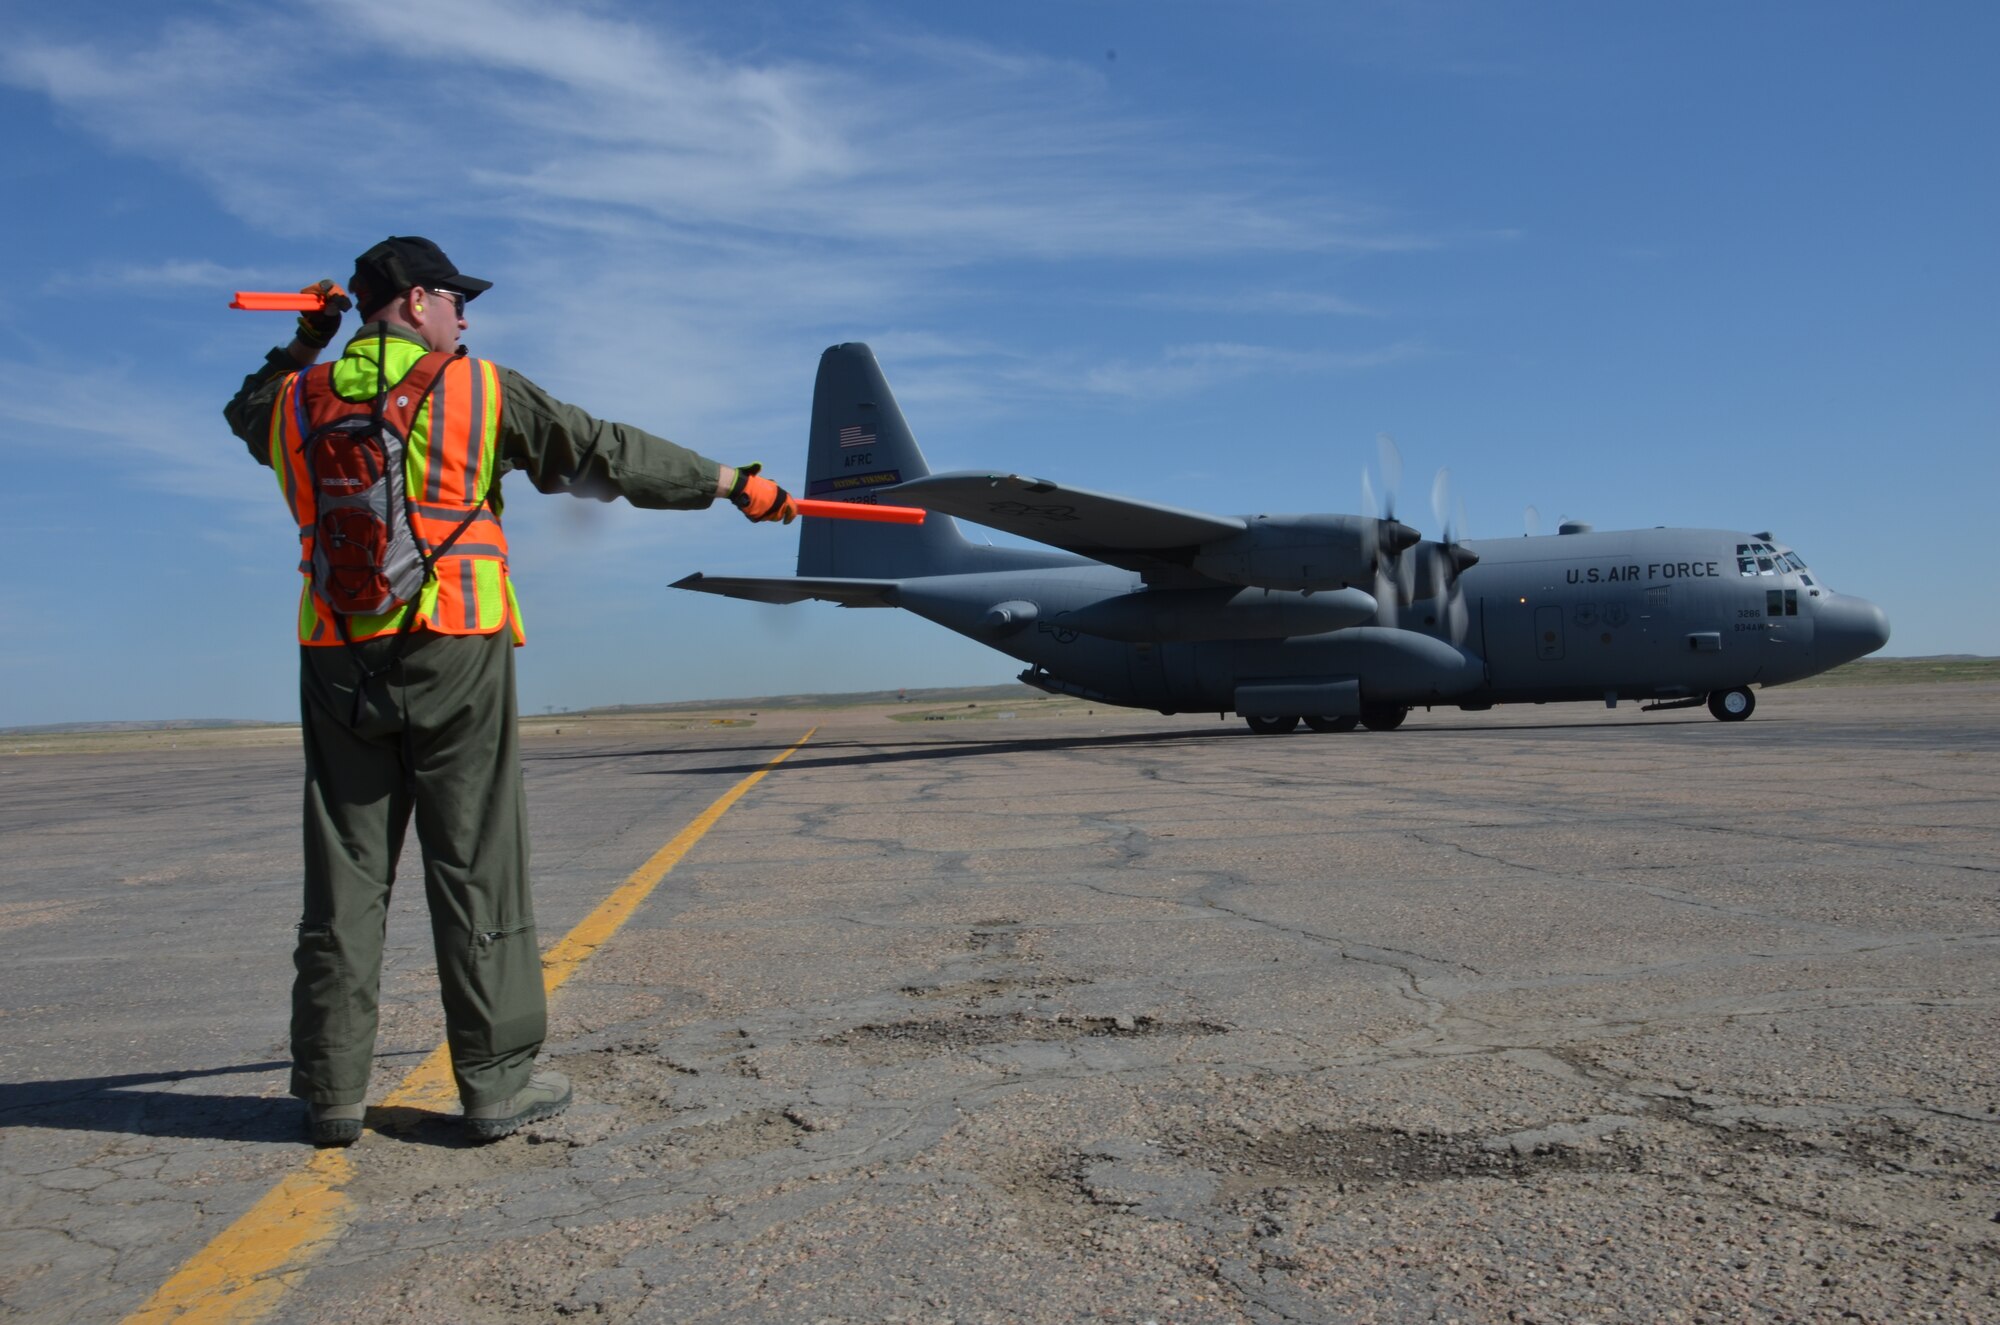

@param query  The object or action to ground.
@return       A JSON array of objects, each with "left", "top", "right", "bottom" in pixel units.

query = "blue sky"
[{"left": 1, "top": 0, "right": 1992, "bottom": 726}]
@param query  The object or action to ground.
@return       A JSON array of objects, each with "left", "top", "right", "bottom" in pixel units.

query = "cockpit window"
[{"left": 1739, "top": 541, "right": 1808, "bottom": 577}]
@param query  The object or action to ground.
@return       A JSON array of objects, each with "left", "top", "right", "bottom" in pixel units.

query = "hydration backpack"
[{"left": 301, "top": 350, "right": 483, "bottom": 617}]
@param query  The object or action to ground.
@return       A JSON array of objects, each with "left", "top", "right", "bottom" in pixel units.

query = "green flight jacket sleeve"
[
  {"left": 223, "top": 346, "right": 298, "bottom": 468},
  {"left": 497, "top": 367, "right": 723, "bottom": 512},
  {"left": 224, "top": 341, "right": 727, "bottom": 512}
]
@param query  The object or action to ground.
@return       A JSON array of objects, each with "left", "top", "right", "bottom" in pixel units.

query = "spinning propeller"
[
  {"left": 1359, "top": 435, "right": 1477, "bottom": 639},
  {"left": 1361, "top": 435, "right": 1417, "bottom": 623},
  {"left": 1426, "top": 469, "right": 1477, "bottom": 643}
]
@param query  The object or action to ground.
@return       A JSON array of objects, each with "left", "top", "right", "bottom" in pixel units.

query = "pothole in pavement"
[
  {"left": 1179, "top": 1122, "right": 1648, "bottom": 1199},
  {"left": 820, "top": 1012, "right": 1230, "bottom": 1064},
  {"left": 628, "top": 1108, "right": 810, "bottom": 1167},
  {"left": 551, "top": 1042, "right": 694, "bottom": 1117},
  {"left": 897, "top": 974, "right": 1087, "bottom": 1003}
]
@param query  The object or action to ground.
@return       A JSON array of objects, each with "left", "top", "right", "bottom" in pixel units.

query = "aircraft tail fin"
[{"left": 796, "top": 343, "right": 977, "bottom": 578}]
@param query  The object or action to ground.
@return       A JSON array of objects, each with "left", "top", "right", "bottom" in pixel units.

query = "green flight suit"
[{"left": 227, "top": 323, "right": 726, "bottom": 1109}]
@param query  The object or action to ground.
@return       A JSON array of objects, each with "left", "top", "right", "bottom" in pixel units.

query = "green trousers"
[{"left": 292, "top": 628, "right": 545, "bottom": 1110}]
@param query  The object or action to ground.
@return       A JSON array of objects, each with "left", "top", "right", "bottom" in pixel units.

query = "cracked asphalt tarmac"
[{"left": 2, "top": 683, "right": 1996, "bottom": 1323}]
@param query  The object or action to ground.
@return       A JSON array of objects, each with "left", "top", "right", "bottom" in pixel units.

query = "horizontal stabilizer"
[
  {"left": 891, "top": 471, "right": 1245, "bottom": 554},
  {"left": 671, "top": 573, "right": 899, "bottom": 607}
]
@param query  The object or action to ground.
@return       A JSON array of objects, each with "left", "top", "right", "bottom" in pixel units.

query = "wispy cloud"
[
  {"left": 1126, "top": 289, "right": 1382, "bottom": 317},
  {"left": 0, "top": 1, "right": 1410, "bottom": 258},
  {"left": 0, "top": 2, "right": 1437, "bottom": 505},
  {"left": 0, "top": 359, "right": 274, "bottom": 508},
  {"left": 1075, "top": 340, "right": 1428, "bottom": 399},
  {"left": 46, "top": 259, "right": 264, "bottom": 293}
]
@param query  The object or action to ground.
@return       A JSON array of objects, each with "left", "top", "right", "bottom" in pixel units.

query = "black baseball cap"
[{"left": 349, "top": 236, "right": 492, "bottom": 311}]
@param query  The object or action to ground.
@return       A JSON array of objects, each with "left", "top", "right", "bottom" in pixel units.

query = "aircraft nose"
[{"left": 1816, "top": 594, "right": 1891, "bottom": 665}]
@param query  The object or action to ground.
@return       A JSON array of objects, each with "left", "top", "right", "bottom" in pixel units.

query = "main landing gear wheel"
[
  {"left": 1358, "top": 702, "right": 1408, "bottom": 732},
  {"left": 1707, "top": 687, "right": 1756, "bottom": 722},
  {"left": 1245, "top": 714, "right": 1300, "bottom": 735},
  {"left": 1303, "top": 715, "right": 1360, "bottom": 733}
]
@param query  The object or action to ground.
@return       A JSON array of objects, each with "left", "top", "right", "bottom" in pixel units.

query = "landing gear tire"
[
  {"left": 1303, "top": 715, "right": 1359, "bottom": 733},
  {"left": 1245, "top": 714, "right": 1300, "bottom": 735},
  {"left": 1358, "top": 702, "right": 1408, "bottom": 732},
  {"left": 1707, "top": 687, "right": 1755, "bottom": 722}
]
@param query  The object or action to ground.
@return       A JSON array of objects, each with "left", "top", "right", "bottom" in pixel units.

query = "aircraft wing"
[
  {"left": 889, "top": 472, "right": 1245, "bottom": 576},
  {"left": 671, "top": 573, "right": 900, "bottom": 607}
]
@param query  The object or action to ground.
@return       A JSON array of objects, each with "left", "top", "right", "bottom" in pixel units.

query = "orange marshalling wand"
[
  {"left": 794, "top": 498, "right": 924, "bottom": 525},
  {"left": 229, "top": 291, "right": 327, "bottom": 311}
]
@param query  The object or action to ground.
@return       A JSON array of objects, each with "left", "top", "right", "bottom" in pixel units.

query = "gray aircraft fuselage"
[
  {"left": 883, "top": 526, "right": 1884, "bottom": 713},
  {"left": 678, "top": 344, "right": 1891, "bottom": 730}
]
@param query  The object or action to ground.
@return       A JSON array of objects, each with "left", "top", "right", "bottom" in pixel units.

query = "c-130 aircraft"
[{"left": 677, "top": 344, "right": 1890, "bottom": 733}]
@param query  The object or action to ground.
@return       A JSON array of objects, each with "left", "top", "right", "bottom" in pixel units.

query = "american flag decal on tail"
[{"left": 839, "top": 425, "right": 875, "bottom": 448}]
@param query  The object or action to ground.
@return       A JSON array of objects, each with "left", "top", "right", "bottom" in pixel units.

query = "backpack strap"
[
  {"left": 386, "top": 350, "right": 491, "bottom": 569},
  {"left": 376, "top": 351, "right": 452, "bottom": 439}
]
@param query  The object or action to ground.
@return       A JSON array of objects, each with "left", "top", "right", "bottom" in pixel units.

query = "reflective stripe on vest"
[{"left": 273, "top": 336, "right": 523, "bottom": 645}]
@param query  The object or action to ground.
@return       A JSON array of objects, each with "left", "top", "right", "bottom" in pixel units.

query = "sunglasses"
[{"left": 428, "top": 288, "right": 467, "bottom": 317}]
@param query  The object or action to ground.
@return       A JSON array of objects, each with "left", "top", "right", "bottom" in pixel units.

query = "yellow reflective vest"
[{"left": 271, "top": 334, "right": 524, "bottom": 645}]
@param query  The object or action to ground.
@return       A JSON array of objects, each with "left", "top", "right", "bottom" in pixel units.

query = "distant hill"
[
  {"left": 9, "top": 661, "right": 1994, "bottom": 734},
  {"left": 2, "top": 685, "right": 1042, "bottom": 735},
  {"left": 584, "top": 683, "right": 1045, "bottom": 715},
  {"left": 1786, "top": 655, "right": 1999, "bottom": 687},
  {"left": 0, "top": 717, "right": 286, "bottom": 736}
]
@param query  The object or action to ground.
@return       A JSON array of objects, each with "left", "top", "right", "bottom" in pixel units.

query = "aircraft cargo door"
[{"left": 1535, "top": 605, "right": 1565, "bottom": 660}]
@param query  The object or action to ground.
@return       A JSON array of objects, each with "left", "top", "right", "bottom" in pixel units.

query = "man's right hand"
[
  {"left": 728, "top": 463, "right": 798, "bottom": 524},
  {"left": 294, "top": 280, "right": 352, "bottom": 349}
]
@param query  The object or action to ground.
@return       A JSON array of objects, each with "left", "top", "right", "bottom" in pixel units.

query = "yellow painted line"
[
  {"left": 124, "top": 727, "right": 816, "bottom": 1323},
  {"left": 124, "top": 1151, "right": 352, "bottom": 1325}
]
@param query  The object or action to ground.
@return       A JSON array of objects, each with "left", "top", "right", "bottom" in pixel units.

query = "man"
[{"left": 225, "top": 236, "right": 795, "bottom": 1146}]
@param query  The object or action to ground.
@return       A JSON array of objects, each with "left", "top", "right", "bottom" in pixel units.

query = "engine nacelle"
[
  {"left": 1063, "top": 585, "right": 1377, "bottom": 643},
  {"left": 1192, "top": 515, "right": 1419, "bottom": 592}
]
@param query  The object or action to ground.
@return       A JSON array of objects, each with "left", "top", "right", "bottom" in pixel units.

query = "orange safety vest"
[{"left": 271, "top": 336, "right": 524, "bottom": 645}]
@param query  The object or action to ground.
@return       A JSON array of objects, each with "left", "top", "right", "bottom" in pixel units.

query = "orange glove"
[
  {"left": 295, "top": 280, "right": 351, "bottom": 349},
  {"left": 727, "top": 463, "right": 797, "bottom": 524}
]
